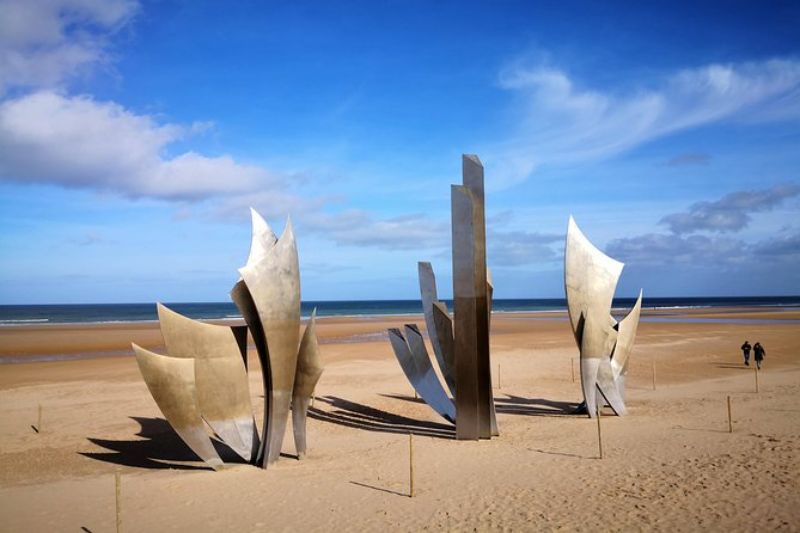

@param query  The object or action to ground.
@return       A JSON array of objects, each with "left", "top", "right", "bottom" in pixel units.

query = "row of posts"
[{"left": 30, "top": 357, "right": 763, "bottom": 514}]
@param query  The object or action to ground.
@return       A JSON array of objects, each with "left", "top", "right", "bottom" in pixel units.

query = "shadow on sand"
[
  {"left": 349, "top": 480, "right": 409, "bottom": 498},
  {"left": 714, "top": 363, "right": 754, "bottom": 371},
  {"left": 309, "top": 396, "right": 455, "bottom": 439},
  {"left": 80, "top": 416, "right": 240, "bottom": 470},
  {"left": 383, "top": 392, "right": 580, "bottom": 417},
  {"left": 494, "top": 394, "right": 581, "bottom": 417}
]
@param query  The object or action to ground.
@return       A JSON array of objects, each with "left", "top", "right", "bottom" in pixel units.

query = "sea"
[{"left": 1, "top": 296, "right": 799, "bottom": 326}]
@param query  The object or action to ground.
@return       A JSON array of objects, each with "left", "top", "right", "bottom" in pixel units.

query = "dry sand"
[{"left": 1, "top": 308, "right": 798, "bottom": 531}]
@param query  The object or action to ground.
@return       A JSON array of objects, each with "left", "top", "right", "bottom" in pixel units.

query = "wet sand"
[{"left": 0, "top": 307, "right": 798, "bottom": 530}]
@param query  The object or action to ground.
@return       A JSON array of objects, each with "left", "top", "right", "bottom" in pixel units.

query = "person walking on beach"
[
  {"left": 741, "top": 340, "right": 752, "bottom": 366},
  {"left": 753, "top": 342, "right": 766, "bottom": 370}
]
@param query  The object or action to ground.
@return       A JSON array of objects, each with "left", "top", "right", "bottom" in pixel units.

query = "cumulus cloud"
[
  {"left": 0, "top": 91, "right": 279, "bottom": 200},
  {"left": 659, "top": 184, "right": 800, "bottom": 234},
  {"left": 750, "top": 230, "right": 800, "bottom": 260},
  {"left": 606, "top": 233, "right": 745, "bottom": 267},
  {"left": 0, "top": 0, "right": 138, "bottom": 94},
  {"left": 490, "top": 59, "right": 800, "bottom": 187}
]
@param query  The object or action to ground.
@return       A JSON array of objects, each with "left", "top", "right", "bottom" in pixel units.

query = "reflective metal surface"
[
  {"left": 612, "top": 290, "right": 643, "bottom": 400},
  {"left": 418, "top": 262, "right": 455, "bottom": 396},
  {"left": 388, "top": 327, "right": 456, "bottom": 423},
  {"left": 292, "top": 309, "right": 324, "bottom": 458},
  {"left": 156, "top": 304, "right": 258, "bottom": 461},
  {"left": 452, "top": 155, "right": 493, "bottom": 440},
  {"left": 239, "top": 216, "right": 301, "bottom": 466},
  {"left": 565, "top": 216, "right": 642, "bottom": 417},
  {"left": 132, "top": 343, "right": 223, "bottom": 470}
]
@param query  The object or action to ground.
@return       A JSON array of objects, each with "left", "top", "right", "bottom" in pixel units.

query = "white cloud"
[
  {"left": 0, "top": 0, "right": 138, "bottom": 94},
  {"left": 0, "top": 91, "right": 278, "bottom": 200},
  {"left": 490, "top": 58, "right": 800, "bottom": 188},
  {"left": 660, "top": 184, "right": 800, "bottom": 234}
]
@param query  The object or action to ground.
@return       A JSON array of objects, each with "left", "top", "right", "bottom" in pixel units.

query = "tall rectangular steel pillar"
[{"left": 452, "top": 154, "right": 492, "bottom": 440}]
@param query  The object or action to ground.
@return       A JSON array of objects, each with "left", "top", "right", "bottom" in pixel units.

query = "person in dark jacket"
[
  {"left": 753, "top": 342, "right": 766, "bottom": 370},
  {"left": 741, "top": 340, "right": 752, "bottom": 366}
]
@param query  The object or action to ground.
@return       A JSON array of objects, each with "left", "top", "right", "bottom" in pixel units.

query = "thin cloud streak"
[{"left": 488, "top": 58, "right": 800, "bottom": 188}]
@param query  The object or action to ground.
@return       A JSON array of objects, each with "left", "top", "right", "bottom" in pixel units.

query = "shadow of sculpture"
[
  {"left": 379, "top": 393, "right": 428, "bottom": 405},
  {"left": 386, "top": 391, "right": 579, "bottom": 418},
  {"left": 308, "top": 396, "right": 455, "bottom": 439},
  {"left": 80, "top": 417, "right": 242, "bottom": 470},
  {"left": 493, "top": 394, "right": 580, "bottom": 417}
]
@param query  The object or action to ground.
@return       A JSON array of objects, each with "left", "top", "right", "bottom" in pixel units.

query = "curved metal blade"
[
  {"left": 293, "top": 309, "right": 324, "bottom": 458},
  {"left": 156, "top": 304, "right": 257, "bottom": 461},
  {"left": 418, "top": 262, "right": 455, "bottom": 396},
  {"left": 388, "top": 327, "right": 455, "bottom": 423},
  {"left": 132, "top": 343, "right": 223, "bottom": 470},
  {"left": 239, "top": 216, "right": 301, "bottom": 467}
]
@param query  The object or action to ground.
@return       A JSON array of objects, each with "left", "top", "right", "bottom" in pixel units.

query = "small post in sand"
[
  {"left": 497, "top": 363, "right": 501, "bottom": 389},
  {"left": 755, "top": 365, "right": 760, "bottom": 393},
  {"left": 571, "top": 358, "right": 575, "bottom": 383},
  {"left": 596, "top": 404, "right": 603, "bottom": 459},
  {"left": 115, "top": 471, "right": 122, "bottom": 533},
  {"left": 651, "top": 356, "right": 657, "bottom": 391},
  {"left": 36, "top": 404, "right": 42, "bottom": 434},
  {"left": 727, "top": 395, "right": 732, "bottom": 433},
  {"left": 408, "top": 432, "right": 415, "bottom": 498}
]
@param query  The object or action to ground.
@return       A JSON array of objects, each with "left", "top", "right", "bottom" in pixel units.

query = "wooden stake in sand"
[
  {"left": 497, "top": 364, "right": 501, "bottom": 389},
  {"left": 571, "top": 358, "right": 575, "bottom": 383},
  {"left": 596, "top": 404, "right": 603, "bottom": 459},
  {"left": 408, "top": 433, "right": 415, "bottom": 498},
  {"left": 36, "top": 404, "right": 42, "bottom": 434},
  {"left": 115, "top": 471, "right": 122, "bottom": 533},
  {"left": 727, "top": 395, "right": 732, "bottom": 433},
  {"left": 651, "top": 356, "right": 657, "bottom": 391}
]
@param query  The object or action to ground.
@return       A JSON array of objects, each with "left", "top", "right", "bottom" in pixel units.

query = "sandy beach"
[{"left": 1, "top": 307, "right": 798, "bottom": 531}]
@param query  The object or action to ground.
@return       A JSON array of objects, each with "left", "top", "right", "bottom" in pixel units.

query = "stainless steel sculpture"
[
  {"left": 156, "top": 304, "right": 257, "bottom": 461},
  {"left": 132, "top": 343, "right": 224, "bottom": 470},
  {"left": 237, "top": 214, "right": 301, "bottom": 466},
  {"left": 387, "top": 155, "right": 497, "bottom": 440},
  {"left": 388, "top": 325, "right": 456, "bottom": 423},
  {"left": 292, "top": 309, "right": 324, "bottom": 458},
  {"left": 131, "top": 208, "right": 323, "bottom": 469},
  {"left": 565, "top": 216, "right": 643, "bottom": 417}
]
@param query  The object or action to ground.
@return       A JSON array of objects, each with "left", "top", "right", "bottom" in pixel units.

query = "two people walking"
[{"left": 741, "top": 340, "right": 766, "bottom": 369}]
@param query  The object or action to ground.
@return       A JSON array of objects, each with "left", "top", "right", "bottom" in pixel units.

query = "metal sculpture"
[
  {"left": 131, "top": 343, "right": 224, "bottom": 470},
  {"left": 132, "top": 208, "right": 323, "bottom": 469},
  {"left": 564, "top": 216, "right": 643, "bottom": 417},
  {"left": 292, "top": 309, "right": 324, "bottom": 458},
  {"left": 156, "top": 304, "right": 257, "bottom": 461},
  {"left": 387, "top": 154, "right": 497, "bottom": 440},
  {"left": 236, "top": 214, "right": 301, "bottom": 466}
]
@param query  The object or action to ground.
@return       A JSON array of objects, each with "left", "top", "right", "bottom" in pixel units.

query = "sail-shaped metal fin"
[
  {"left": 611, "top": 289, "right": 643, "bottom": 401},
  {"left": 155, "top": 304, "right": 258, "bottom": 461},
  {"left": 292, "top": 309, "right": 324, "bottom": 458},
  {"left": 431, "top": 302, "right": 456, "bottom": 395},
  {"left": 418, "top": 262, "right": 455, "bottom": 396},
  {"left": 388, "top": 328, "right": 455, "bottom": 423},
  {"left": 565, "top": 216, "right": 625, "bottom": 418},
  {"left": 132, "top": 343, "right": 223, "bottom": 470},
  {"left": 239, "top": 216, "right": 301, "bottom": 467}
]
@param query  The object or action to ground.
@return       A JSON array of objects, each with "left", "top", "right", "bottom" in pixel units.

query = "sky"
[{"left": 1, "top": 0, "right": 799, "bottom": 304}]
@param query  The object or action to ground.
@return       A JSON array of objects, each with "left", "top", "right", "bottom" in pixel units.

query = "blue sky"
[{"left": 1, "top": 0, "right": 799, "bottom": 304}]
